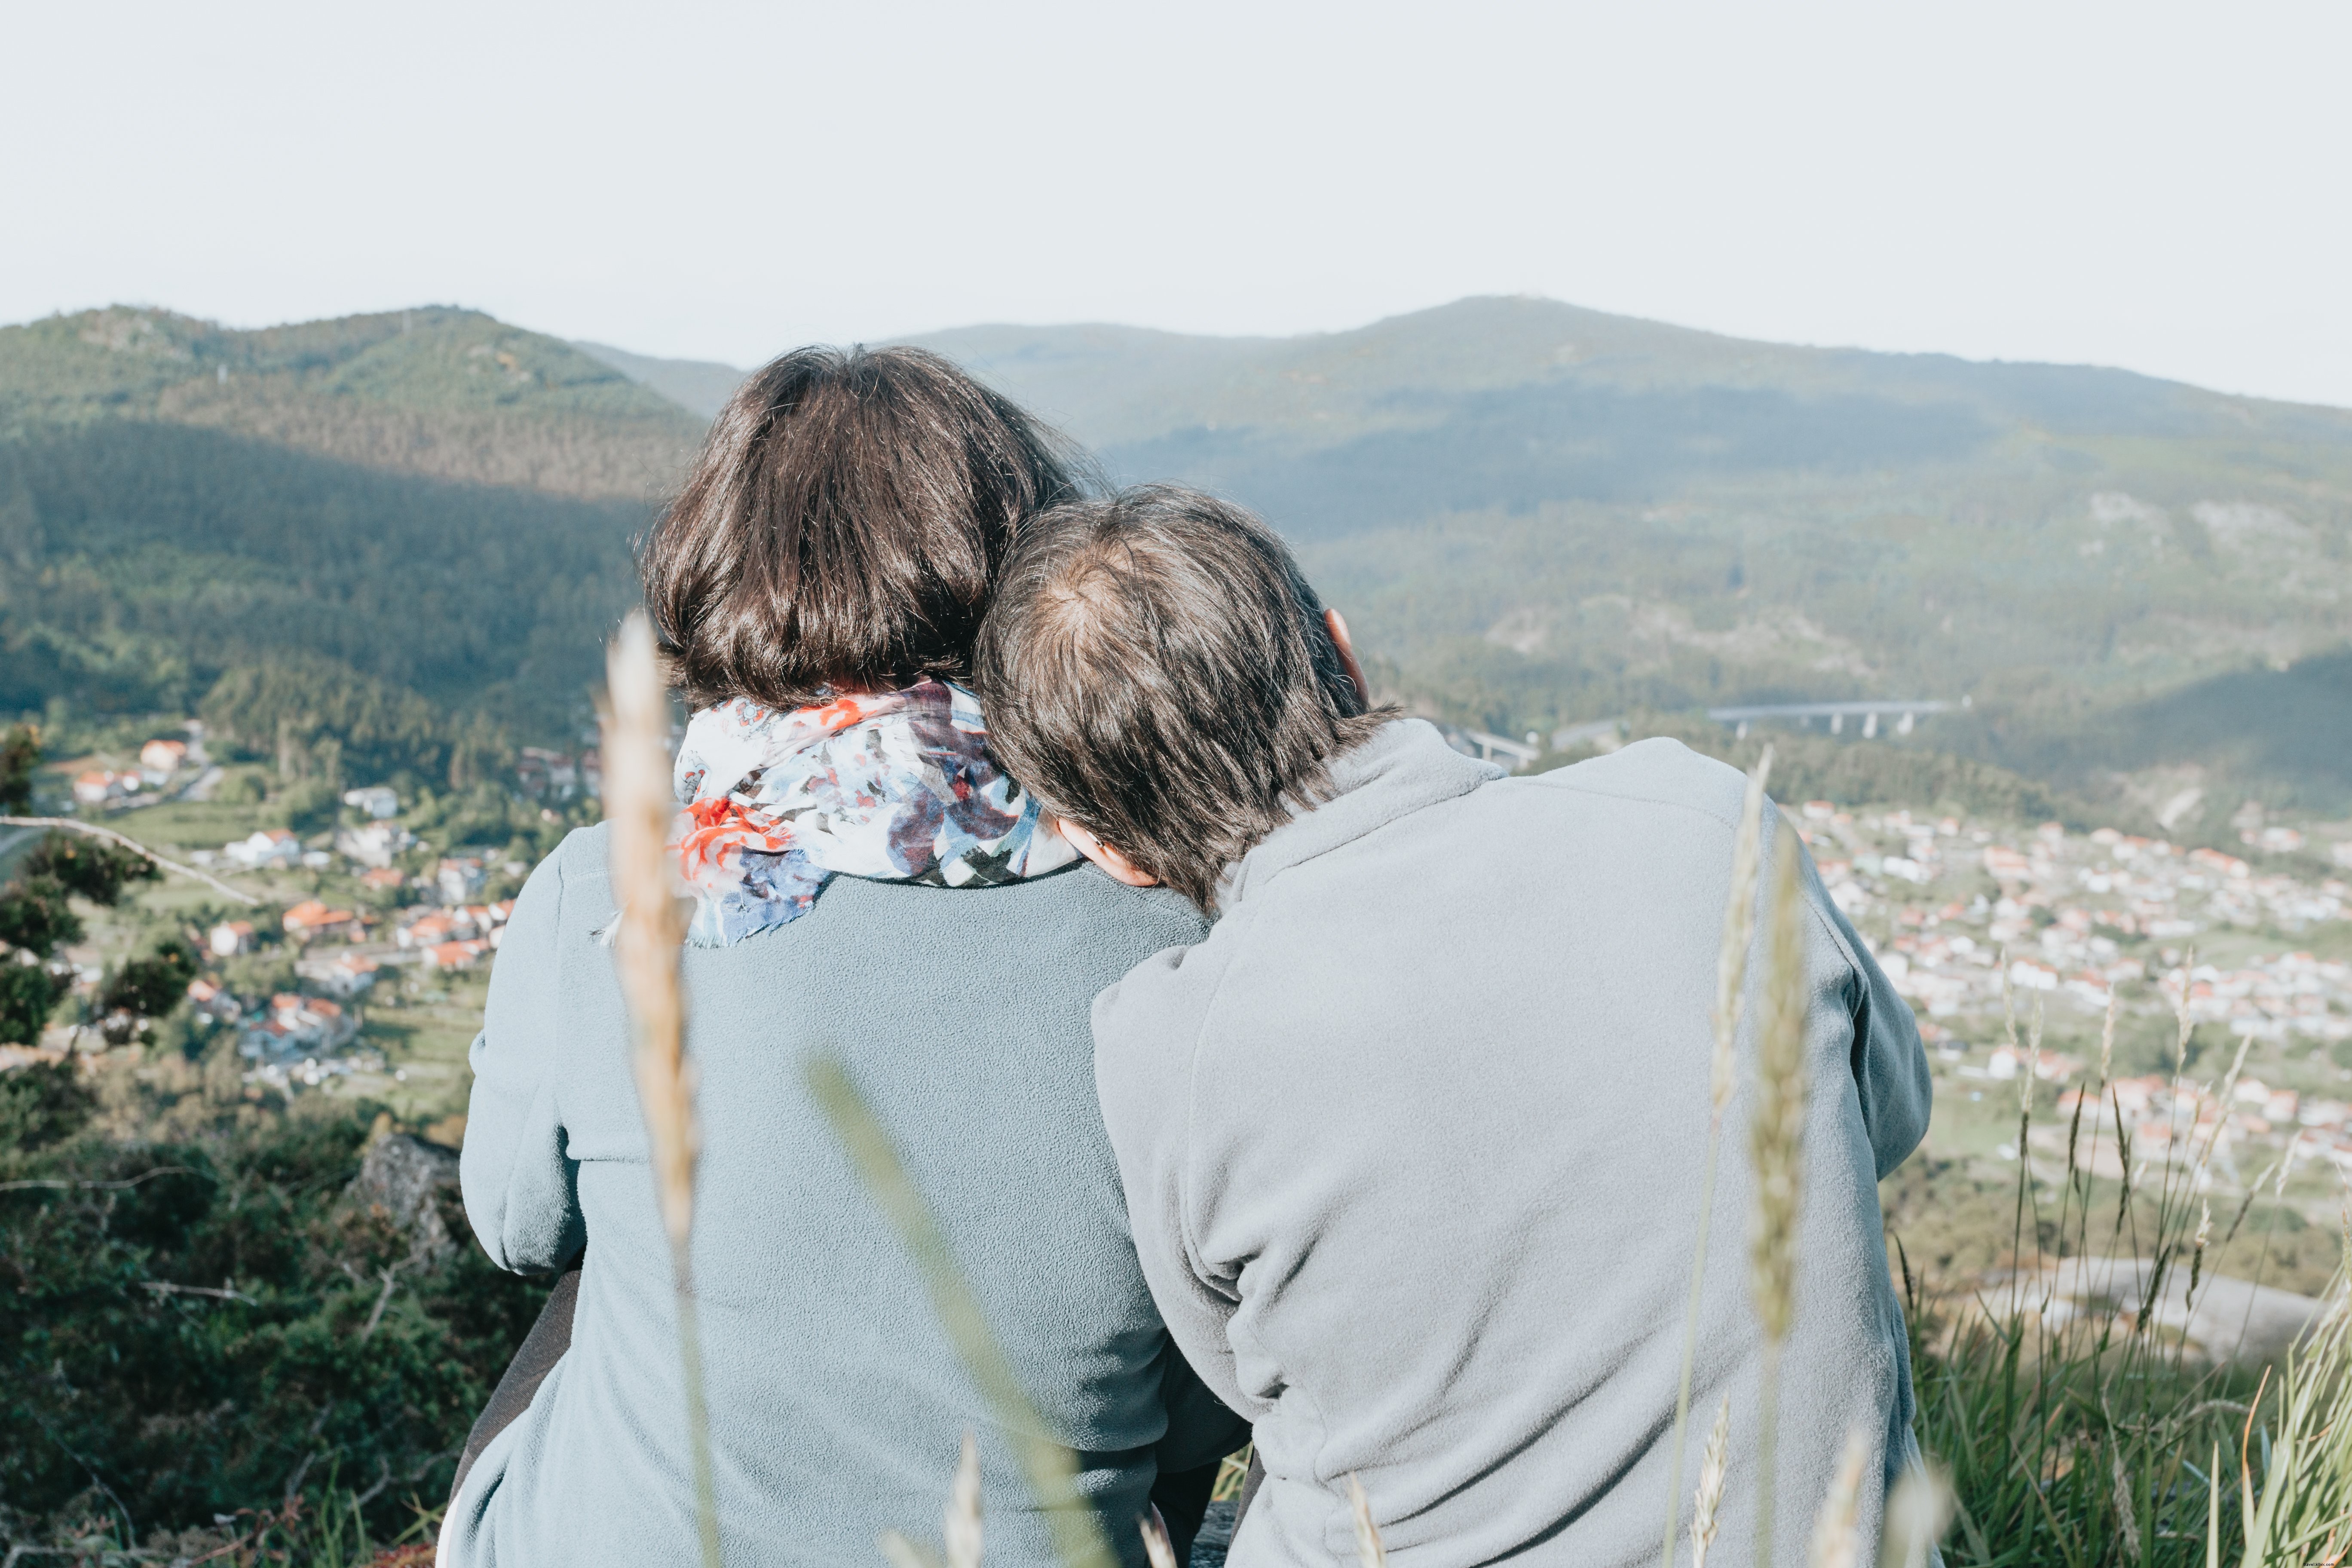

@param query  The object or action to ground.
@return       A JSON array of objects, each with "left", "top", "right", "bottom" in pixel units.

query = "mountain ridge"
[
  {"left": 6, "top": 295, "right": 2350, "bottom": 818},
  {"left": 0, "top": 306, "right": 704, "bottom": 500}
]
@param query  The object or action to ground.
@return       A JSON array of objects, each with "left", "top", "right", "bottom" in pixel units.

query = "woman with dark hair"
[{"left": 440, "top": 349, "right": 1244, "bottom": 1568}]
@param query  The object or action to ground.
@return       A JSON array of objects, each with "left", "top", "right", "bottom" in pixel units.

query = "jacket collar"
[{"left": 1216, "top": 719, "right": 1501, "bottom": 913}]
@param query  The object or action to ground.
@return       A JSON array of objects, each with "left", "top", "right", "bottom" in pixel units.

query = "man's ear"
[
  {"left": 1050, "top": 815, "right": 1160, "bottom": 888},
  {"left": 1326, "top": 608, "right": 1370, "bottom": 707}
]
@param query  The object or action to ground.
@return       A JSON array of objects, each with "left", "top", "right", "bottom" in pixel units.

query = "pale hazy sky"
[{"left": 7, "top": 1, "right": 2349, "bottom": 406}]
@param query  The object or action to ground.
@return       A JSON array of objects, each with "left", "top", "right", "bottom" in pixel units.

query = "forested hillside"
[
  {"left": 0, "top": 308, "right": 686, "bottom": 779},
  {"left": 894, "top": 299, "right": 2352, "bottom": 818},
  {"left": 10, "top": 296, "right": 2352, "bottom": 818}
]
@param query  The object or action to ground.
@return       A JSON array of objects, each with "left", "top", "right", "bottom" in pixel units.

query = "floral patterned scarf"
[{"left": 668, "top": 680, "right": 1076, "bottom": 946}]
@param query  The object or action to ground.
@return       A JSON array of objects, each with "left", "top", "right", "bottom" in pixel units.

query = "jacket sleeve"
[
  {"left": 1805, "top": 845, "right": 1934, "bottom": 1180},
  {"left": 459, "top": 840, "right": 588, "bottom": 1273},
  {"left": 1092, "top": 946, "right": 1259, "bottom": 1423}
]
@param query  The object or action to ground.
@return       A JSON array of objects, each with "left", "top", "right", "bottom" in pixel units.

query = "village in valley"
[
  {"left": 1793, "top": 794, "right": 2352, "bottom": 1204},
  {"left": 12, "top": 714, "right": 2352, "bottom": 1224},
  {"left": 2, "top": 724, "right": 604, "bottom": 1117}
]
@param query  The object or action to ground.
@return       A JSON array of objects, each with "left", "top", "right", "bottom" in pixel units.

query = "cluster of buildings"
[
  {"left": 1797, "top": 806, "right": 2352, "bottom": 1043},
  {"left": 2050, "top": 1072, "right": 2352, "bottom": 1186},
  {"left": 515, "top": 747, "right": 601, "bottom": 800},
  {"left": 69, "top": 737, "right": 201, "bottom": 808},
  {"left": 391, "top": 898, "right": 514, "bottom": 971}
]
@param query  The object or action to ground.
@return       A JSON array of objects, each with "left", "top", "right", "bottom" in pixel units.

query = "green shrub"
[
  {"left": 0, "top": 1109, "right": 546, "bottom": 1545},
  {"left": 0, "top": 959, "right": 68, "bottom": 1045},
  {"left": 24, "top": 830, "right": 160, "bottom": 905},
  {"left": 98, "top": 939, "right": 199, "bottom": 1020},
  {"left": 0, "top": 875, "right": 83, "bottom": 954},
  {"left": 0, "top": 1059, "right": 92, "bottom": 1147}
]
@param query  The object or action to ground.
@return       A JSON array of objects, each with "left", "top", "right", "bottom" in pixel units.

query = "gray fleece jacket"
[
  {"left": 1093, "top": 720, "right": 1931, "bottom": 1568},
  {"left": 444, "top": 824, "right": 1243, "bottom": 1568}
]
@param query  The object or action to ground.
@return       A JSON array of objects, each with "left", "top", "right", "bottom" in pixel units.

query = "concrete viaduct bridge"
[{"left": 1446, "top": 699, "right": 1965, "bottom": 774}]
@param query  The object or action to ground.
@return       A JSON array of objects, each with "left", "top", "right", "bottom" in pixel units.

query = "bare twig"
[
  {"left": 361, "top": 1266, "right": 401, "bottom": 1339},
  {"left": 0, "top": 816, "right": 263, "bottom": 906},
  {"left": 1, "top": 1165, "right": 208, "bottom": 1193},
  {"left": 139, "top": 1279, "right": 256, "bottom": 1305}
]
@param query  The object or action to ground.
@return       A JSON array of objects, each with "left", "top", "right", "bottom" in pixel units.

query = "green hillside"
[
  {"left": 0, "top": 307, "right": 691, "bottom": 772},
  {"left": 11, "top": 295, "right": 2352, "bottom": 820},
  {"left": 0, "top": 306, "right": 704, "bottom": 499},
  {"left": 890, "top": 299, "right": 2352, "bottom": 818}
]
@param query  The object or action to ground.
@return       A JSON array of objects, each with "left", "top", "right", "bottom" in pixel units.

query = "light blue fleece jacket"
[
  {"left": 443, "top": 824, "right": 1244, "bottom": 1568},
  {"left": 1092, "top": 721, "right": 1932, "bottom": 1568}
]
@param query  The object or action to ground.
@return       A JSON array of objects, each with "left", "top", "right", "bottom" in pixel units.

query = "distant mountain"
[
  {"left": 573, "top": 340, "right": 744, "bottom": 422},
  {"left": 12, "top": 296, "right": 2352, "bottom": 821},
  {"left": 876, "top": 299, "right": 2352, "bottom": 818},
  {"left": 0, "top": 306, "right": 705, "bottom": 499},
  {"left": 0, "top": 306, "right": 685, "bottom": 768}
]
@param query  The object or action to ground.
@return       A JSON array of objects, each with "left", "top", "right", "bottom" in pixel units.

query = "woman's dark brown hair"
[
  {"left": 641, "top": 346, "right": 1081, "bottom": 710},
  {"left": 975, "top": 485, "right": 1390, "bottom": 910}
]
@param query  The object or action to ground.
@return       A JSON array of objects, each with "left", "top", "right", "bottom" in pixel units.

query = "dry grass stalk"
[
  {"left": 1714, "top": 747, "right": 1776, "bottom": 1117},
  {"left": 601, "top": 610, "right": 721, "bottom": 1568},
  {"left": 2098, "top": 989, "right": 2117, "bottom": 1082},
  {"left": 1687, "top": 1394, "right": 1730, "bottom": 1568},
  {"left": 1347, "top": 1474, "right": 1387, "bottom": 1568},
  {"left": 2189, "top": 1196, "right": 2213, "bottom": 1306},
  {"left": 947, "top": 1431, "right": 984, "bottom": 1568},
  {"left": 1878, "top": 1464, "right": 1954, "bottom": 1568},
  {"left": 1137, "top": 1513, "right": 1177, "bottom": 1568},
  {"left": 1747, "top": 822, "right": 1810, "bottom": 1568},
  {"left": 1803, "top": 1430, "right": 1867, "bottom": 1568},
  {"left": 1660, "top": 748, "right": 1772, "bottom": 1568},
  {"left": 880, "top": 1533, "right": 943, "bottom": 1568},
  {"left": 2110, "top": 1449, "right": 2142, "bottom": 1560}
]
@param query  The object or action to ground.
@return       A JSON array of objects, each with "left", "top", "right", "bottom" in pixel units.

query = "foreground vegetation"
[{"left": 0, "top": 1056, "right": 543, "bottom": 1562}]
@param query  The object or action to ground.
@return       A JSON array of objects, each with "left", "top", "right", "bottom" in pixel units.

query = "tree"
[
  {"left": 0, "top": 960, "right": 67, "bottom": 1046},
  {"left": 0, "top": 723, "right": 36, "bottom": 815},
  {"left": 99, "top": 940, "right": 199, "bottom": 1021},
  {"left": 0, "top": 877, "right": 83, "bottom": 956},
  {"left": 24, "top": 830, "right": 158, "bottom": 905}
]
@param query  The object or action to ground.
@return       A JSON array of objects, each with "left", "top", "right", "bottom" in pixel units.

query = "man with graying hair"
[{"left": 975, "top": 485, "right": 1933, "bottom": 1568}]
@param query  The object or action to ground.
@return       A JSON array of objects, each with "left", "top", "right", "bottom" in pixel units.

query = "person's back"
[
  {"left": 1092, "top": 726, "right": 1926, "bottom": 1566},
  {"left": 973, "top": 486, "right": 1933, "bottom": 1568},
  {"left": 443, "top": 352, "right": 1244, "bottom": 1567},
  {"left": 448, "top": 825, "right": 1227, "bottom": 1565}
]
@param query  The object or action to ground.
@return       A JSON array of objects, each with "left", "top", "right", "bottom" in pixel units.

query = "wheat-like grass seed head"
[
  {"left": 1880, "top": 1464, "right": 1955, "bottom": 1568},
  {"left": 1689, "top": 1393, "right": 1731, "bottom": 1568},
  {"left": 1138, "top": 1515, "right": 1176, "bottom": 1568},
  {"left": 1712, "top": 747, "right": 1775, "bottom": 1118},
  {"left": 1348, "top": 1474, "right": 1387, "bottom": 1568},
  {"left": 1748, "top": 822, "right": 1809, "bottom": 1348},
  {"left": 946, "top": 1430, "right": 983, "bottom": 1568},
  {"left": 603, "top": 611, "right": 698, "bottom": 1264},
  {"left": 1804, "top": 1430, "right": 1868, "bottom": 1568}
]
